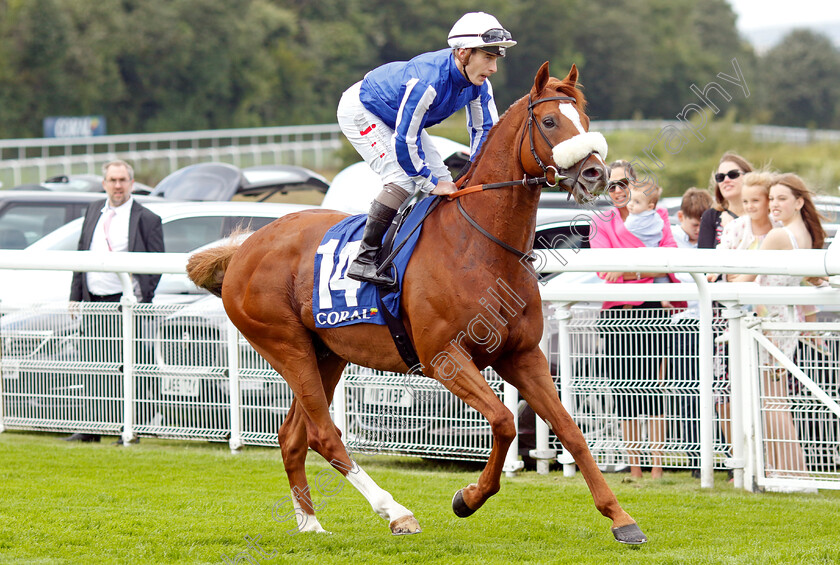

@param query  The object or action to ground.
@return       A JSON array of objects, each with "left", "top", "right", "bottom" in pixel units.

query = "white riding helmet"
[{"left": 447, "top": 12, "right": 517, "bottom": 57}]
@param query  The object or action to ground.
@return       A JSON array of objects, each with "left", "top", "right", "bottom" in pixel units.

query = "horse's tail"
[{"left": 186, "top": 239, "right": 242, "bottom": 298}]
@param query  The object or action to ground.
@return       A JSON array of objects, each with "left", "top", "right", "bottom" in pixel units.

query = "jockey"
[{"left": 337, "top": 11, "right": 516, "bottom": 286}]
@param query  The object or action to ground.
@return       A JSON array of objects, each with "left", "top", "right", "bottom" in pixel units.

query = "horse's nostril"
[{"left": 582, "top": 166, "right": 604, "bottom": 180}]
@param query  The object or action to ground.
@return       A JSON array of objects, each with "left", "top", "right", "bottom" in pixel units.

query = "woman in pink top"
[{"left": 589, "top": 160, "right": 682, "bottom": 480}]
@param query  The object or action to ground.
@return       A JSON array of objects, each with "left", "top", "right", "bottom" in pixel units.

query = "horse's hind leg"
[
  {"left": 255, "top": 335, "right": 420, "bottom": 535},
  {"left": 277, "top": 351, "right": 347, "bottom": 533},
  {"left": 278, "top": 399, "right": 327, "bottom": 533},
  {"left": 495, "top": 349, "right": 648, "bottom": 545},
  {"left": 314, "top": 351, "right": 421, "bottom": 535}
]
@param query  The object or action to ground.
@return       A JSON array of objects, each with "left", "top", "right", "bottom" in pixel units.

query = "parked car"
[
  {"left": 0, "top": 200, "right": 316, "bottom": 306},
  {"left": 0, "top": 200, "right": 316, "bottom": 427},
  {"left": 0, "top": 190, "right": 164, "bottom": 250},
  {"left": 151, "top": 162, "right": 329, "bottom": 204},
  {"left": 10, "top": 174, "right": 154, "bottom": 194}
]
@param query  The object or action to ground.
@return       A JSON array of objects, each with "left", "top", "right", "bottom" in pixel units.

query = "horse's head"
[{"left": 520, "top": 62, "right": 609, "bottom": 204}]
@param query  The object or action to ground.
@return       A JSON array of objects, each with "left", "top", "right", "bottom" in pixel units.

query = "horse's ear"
[
  {"left": 563, "top": 64, "right": 579, "bottom": 87},
  {"left": 534, "top": 61, "right": 550, "bottom": 93}
]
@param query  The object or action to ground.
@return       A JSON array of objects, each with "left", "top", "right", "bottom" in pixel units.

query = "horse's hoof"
[
  {"left": 612, "top": 523, "right": 648, "bottom": 545},
  {"left": 390, "top": 514, "right": 421, "bottom": 535},
  {"left": 452, "top": 489, "right": 476, "bottom": 518}
]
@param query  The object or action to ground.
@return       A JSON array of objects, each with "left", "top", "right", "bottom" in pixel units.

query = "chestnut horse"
[{"left": 187, "top": 62, "right": 647, "bottom": 544}]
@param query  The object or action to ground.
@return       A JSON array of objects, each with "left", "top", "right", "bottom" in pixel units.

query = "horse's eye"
[{"left": 542, "top": 117, "right": 555, "bottom": 128}]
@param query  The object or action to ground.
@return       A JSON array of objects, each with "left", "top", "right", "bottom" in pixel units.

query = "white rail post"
[
  {"left": 552, "top": 303, "right": 576, "bottom": 476},
  {"left": 690, "top": 273, "right": 715, "bottom": 488},
  {"left": 531, "top": 304, "right": 557, "bottom": 475},
  {"left": 227, "top": 319, "right": 242, "bottom": 452},
  {"left": 333, "top": 374, "right": 347, "bottom": 439},
  {"left": 722, "top": 302, "right": 746, "bottom": 489},
  {"left": 740, "top": 316, "right": 760, "bottom": 492},
  {"left": 119, "top": 279, "right": 136, "bottom": 446},
  {"left": 503, "top": 380, "right": 524, "bottom": 477}
]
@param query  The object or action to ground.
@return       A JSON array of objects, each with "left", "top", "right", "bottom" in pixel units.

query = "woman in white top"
[{"left": 733, "top": 173, "right": 827, "bottom": 476}]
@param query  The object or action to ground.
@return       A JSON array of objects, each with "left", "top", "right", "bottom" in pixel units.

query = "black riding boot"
[{"left": 346, "top": 201, "right": 398, "bottom": 286}]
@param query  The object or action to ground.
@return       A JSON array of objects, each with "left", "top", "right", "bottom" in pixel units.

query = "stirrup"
[{"left": 346, "top": 259, "right": 396, "bottom": 288}]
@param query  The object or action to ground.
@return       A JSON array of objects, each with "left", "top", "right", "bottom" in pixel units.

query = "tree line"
[{"left": 0, "top": 0, "right": 838, "bottom": 139}]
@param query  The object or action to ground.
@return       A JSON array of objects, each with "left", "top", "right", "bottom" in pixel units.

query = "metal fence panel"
[
  {"left": 1, "top": 302, "right": 123, "bottom": 435},
  {"left": 342, "top": 365, "right": 501, "bottom": 461},
  {"left": 145, "top": 303, "right": 241, "bottom": 441},
  {"left": 2, "top": 298, "right": 839, "bottom": 491},
  {"left": 750, "top": 320, "right": 840, "bottom": 490},
  {"left": 238, "top": 344, "right": 295, "bottom": 447},
  {"left": 545, "top": 305, "right": 732, "bottom": 471}
]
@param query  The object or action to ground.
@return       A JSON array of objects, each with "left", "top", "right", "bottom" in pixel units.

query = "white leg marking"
[
  {"left": 344, "top": 461, "right": 413, "bottom": 522},
  {"left": 292, "top": 491, "right": 328, "bottom": 533}
]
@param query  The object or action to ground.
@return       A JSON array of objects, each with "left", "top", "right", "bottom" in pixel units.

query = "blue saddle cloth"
[{"left": 312, "top": 196, "right": 436, "bottom": 328}]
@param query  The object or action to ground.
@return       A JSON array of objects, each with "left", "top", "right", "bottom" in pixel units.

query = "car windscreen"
[
  {"left": 0, "top": 204, "right": 73, "bottom": 249},
  {"left": 162, "top": 215, "right": 277, "bottom": 252},
  {"left": 152, "top": 163, "right": 243, "bottom": 201}
]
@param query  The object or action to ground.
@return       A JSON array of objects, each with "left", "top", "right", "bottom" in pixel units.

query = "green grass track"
[{"left": 1, "top": 431, "right": 839, "bottom": 564}]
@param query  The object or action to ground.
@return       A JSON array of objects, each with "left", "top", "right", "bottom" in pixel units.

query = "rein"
[
  {"left": 444, "top": 94, "right": 584, "bottom": 263},
  {"left": 455, "top": 199, "right": 535, "bottom": 262},
  {"left": 445, "top": 172, "right": 559, "bottom": 199},
  {"left": 446, "top": 175, "right": 557, "bottom": 263}
]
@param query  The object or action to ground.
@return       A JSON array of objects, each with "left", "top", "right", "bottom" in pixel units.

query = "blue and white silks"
[{"left": 359, "top": 49, "right": 496, "bottom": 191}]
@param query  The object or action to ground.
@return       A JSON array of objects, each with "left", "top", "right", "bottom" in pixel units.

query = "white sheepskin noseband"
[
  {"left": 550, "top": 102, "right": 608, "bottom": 169},
  {"left": 551, "top": 131, "right": 608, "bottom": 169}
]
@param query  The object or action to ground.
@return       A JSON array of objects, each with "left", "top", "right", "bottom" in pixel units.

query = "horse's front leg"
[
  {"left": 495, "top": 349, "right": 648, "bottom": 545},
  {"left": 433, "top": 362, "right": 517, "bottom": 516}
]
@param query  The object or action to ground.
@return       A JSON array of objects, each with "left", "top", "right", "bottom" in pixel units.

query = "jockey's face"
[{"left": 458, "top": 48, "right": 499, "bottom": 86}]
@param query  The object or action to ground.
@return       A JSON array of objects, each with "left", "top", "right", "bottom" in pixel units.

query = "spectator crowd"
[{"left": 585, "top": 151, "right": 834, "bottom": 482}]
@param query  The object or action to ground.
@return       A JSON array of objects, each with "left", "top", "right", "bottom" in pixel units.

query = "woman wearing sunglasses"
[
  {"left": 697, "top": 152, "right": 753, "bottom": 253},
  {"left": 730, "top": 173, "right": 827, "bottom": 479},
  {"left": 336, "top": 12, "right": 516, "bottom": 286},
  {"left": 697, "top": 152, "right": 752, "bottom": 480},
  {"left": 590, "top": 160, "right": 685, "bottom": 480}
]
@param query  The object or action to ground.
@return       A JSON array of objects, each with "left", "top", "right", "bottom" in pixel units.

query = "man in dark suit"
[{"left": 64, "top": 160, "right": 164, "bottom": 442}]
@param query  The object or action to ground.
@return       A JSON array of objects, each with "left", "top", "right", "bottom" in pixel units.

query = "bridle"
[
  {"left": 446, "top": 94, "right": 600, "bottom": 262},
  {"left": 448, "top": 94, "right": 578, "bottom": 198},
  {"left": 522, "top": 94, "right": 601, "bottom": 199},
  {"left": 523, "top": 95, "right": 577, "bottom": 184}
]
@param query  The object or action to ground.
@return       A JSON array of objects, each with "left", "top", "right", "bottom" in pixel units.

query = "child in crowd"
[
  {"left": 624, "top": 182, "right": 665, "bottom": 247},
  {"left": 623, "top": 182, "right": 670, "bottom": 286},
  {"left": 672, "top": 188, "right": 714, "bottom": 249}
]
